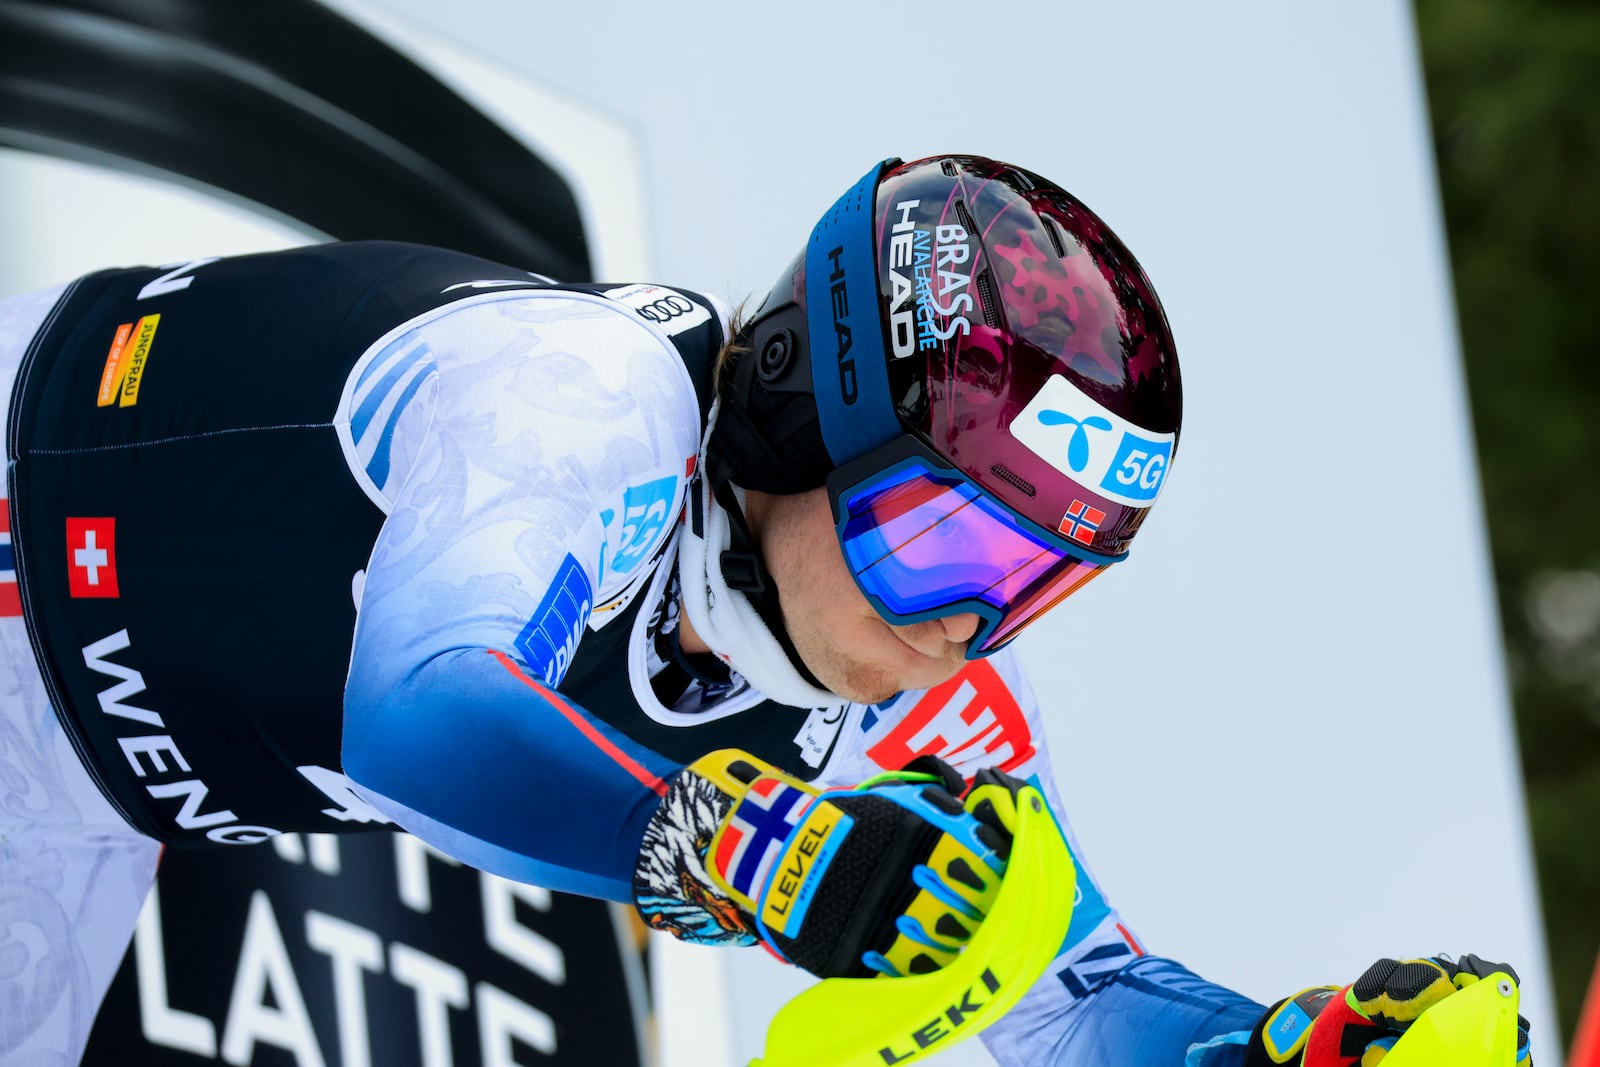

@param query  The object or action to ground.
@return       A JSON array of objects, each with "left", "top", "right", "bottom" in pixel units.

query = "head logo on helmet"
[
  {"left": 823, "top": 245, "right": 857, "bottom": 404},
  {"left": 714, "top": 154, "right": 1181, "bottom": 653}
]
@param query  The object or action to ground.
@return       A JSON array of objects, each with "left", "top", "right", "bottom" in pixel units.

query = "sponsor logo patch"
[
  {"left": 877, "top": 968, "right": 1003, "bottom": 1062},
  {"left": 758, "top": 802, "right": 852, "bottom": 939},
  {"left": 97, "top": 314, "right": 161, "bottom": 408},
  {"left": 1010, "top": 375, "right": 1174, "bottom": 506},
  {"left": 882, "top": 199, "right": 977, "bottom": 360},
  {"left": 794, "top": 704, "right": 848, "bottom": 768},
  {"left": 1055, "top": 938, "right": 1142, "bottom": 1000},
  {"left": 67, "top": 517, "right": 120, "bottom": 598},
  {"left": 513, "top": 554, "right": 592, "bottom": 686},
  {"left": 603, "top": 284, "right": 711, "bottom": 337},
  {"left": 83, "top": 627, "right": 283, "bottom": 844},
  {"left": 867, "top": 660, "right": 1035, "bottom": 775},
  {"left": 1059, "top": 953, "right": 1208, "bottom": 1007},
  {"left": 611, "top": 475, "right": 678, "bottom": 577}
]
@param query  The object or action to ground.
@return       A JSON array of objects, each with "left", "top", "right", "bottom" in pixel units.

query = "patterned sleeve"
[
  {"left": 338, "top": 290, "right": 702, "bottom": 900},
  {"left": 834, "top": 651, "right": 1263, "bottom": 1066}
]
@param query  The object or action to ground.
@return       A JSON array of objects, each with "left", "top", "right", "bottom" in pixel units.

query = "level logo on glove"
[
  {"left": 707, "top": 771, "right": 854, "bottom": 940},
  {"left": 634, "top": 747, "right": 1027, "bottom": 981}
]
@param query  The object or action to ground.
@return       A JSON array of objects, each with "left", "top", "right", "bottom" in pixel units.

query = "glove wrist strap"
[{"left": 632, "top": 752, "right": 762, "bottom": 948}]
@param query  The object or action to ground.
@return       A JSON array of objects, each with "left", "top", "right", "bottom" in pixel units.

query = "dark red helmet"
[{"left": 715, "top": 154, "right": 1180, "bottom": 561}]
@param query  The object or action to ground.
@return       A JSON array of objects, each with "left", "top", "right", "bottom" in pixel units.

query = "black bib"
[{"left": 7, "top": 240, "right": 774, "bottom": 844}]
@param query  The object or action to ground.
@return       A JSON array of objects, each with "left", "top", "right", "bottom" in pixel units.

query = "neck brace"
[{"left": 677, "top": 406, "right": 841, "bottom": 711}]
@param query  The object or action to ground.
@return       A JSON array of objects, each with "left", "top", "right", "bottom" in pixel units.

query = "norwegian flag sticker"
[
  {"left": 67, "top": 517, "right": 120, "bottom": 598},
  {"left": 0, "top": 500, "right": 19, "bottom": 616},
  {"left": 1057, "top": 500, "right": 1106, "bottom": 547},
  {"left": 712, "top": 778, "right": 814, "bottom": 901}
]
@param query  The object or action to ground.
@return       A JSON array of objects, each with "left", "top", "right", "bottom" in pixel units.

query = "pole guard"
[
  {"left": 1378, "top": 969, "right": 1523, "bottom": 1067},
  {"left": 750, "top": 783, "right": 1076, "bottom": 1067}
]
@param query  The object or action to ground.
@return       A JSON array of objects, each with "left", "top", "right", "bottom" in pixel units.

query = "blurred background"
[
  {"left": 1414, "top": 0, "right": 1600, "bottom": 1045},
  {"left": 0, "top": 0, "right": 1593, "bottom": 1064}
]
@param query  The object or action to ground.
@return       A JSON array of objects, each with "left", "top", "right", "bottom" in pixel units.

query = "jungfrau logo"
[{"left": 97, "top": 315, "right": 161, "bottom": 408}]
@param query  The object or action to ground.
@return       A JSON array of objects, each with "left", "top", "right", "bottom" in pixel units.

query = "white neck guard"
[{"left": 676, "top": 403, "right": 842, "bottom": 710}]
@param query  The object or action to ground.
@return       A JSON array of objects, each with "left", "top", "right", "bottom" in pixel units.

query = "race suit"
[{"left": 3, "top": 241, "right": 1262, "bottom": 1065}]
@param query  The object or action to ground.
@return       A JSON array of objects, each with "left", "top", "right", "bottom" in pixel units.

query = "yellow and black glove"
[
  {"left": 1245, "top": 954, "right": 1533, "bottom": 1067},
  {"left": 633, "top": 748, "right": 1023, "bottom": 979}
]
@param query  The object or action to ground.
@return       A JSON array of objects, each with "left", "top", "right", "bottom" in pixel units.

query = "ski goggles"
[{"left": 827, "top": 436, "right": 1123, "bottom": 657}]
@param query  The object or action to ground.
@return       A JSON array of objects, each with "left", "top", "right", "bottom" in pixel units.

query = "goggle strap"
[
  {"left": 711, "top": 479, "right": 829, "bottom": 693},
  {"left": 720, "top": 549, "right": 767, "bottom": 594}
]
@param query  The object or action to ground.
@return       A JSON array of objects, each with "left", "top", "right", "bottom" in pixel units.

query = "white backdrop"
[{"left": 0, "top": 0, "right": 1555, "bottom": 1064}]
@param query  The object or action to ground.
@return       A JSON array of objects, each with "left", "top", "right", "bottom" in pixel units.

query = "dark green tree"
[{"left": 1415, "top": 0, "right": 1600, "bottom": 1046}]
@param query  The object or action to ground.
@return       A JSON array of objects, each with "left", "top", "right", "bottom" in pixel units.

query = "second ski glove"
[
  {"left": 632, "top": 748, "right": 1023, "bottom": 979},
  {"left": 1242, "top": 954, "right": 1532, "bottom": 1067}
]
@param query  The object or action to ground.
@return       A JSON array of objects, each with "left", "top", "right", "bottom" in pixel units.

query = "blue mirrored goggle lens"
[{"left": 836, "top": 460, "right": 1107, "bottom": 652}]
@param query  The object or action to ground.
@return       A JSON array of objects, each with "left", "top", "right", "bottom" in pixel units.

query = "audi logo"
[{"left": 636, "top": 294, "right": 695, "bottom": 323}]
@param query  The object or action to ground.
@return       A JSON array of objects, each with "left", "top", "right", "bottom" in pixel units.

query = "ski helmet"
[{"left": 712, "top": 154, "right": 1181, "bottom": 655}]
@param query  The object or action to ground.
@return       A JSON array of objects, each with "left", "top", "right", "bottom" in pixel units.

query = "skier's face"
[{"left": 749, "top": 486, "right": 979, "bottom": 704}]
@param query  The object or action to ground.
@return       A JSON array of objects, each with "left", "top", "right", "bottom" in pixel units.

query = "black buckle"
[
  {"left": 689, "top": 471, "right": 706, "bottom": 538},
  {"left": 720, "top": 550, "right": 767, "bottom": 594}
]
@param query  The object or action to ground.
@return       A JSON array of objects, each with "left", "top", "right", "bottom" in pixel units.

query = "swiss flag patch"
[{"left": 67, "top": 517, "right": 120, "bottom": 598}]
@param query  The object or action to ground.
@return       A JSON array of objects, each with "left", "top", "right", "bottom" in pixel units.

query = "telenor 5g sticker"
[
  {"left": 610, "top": 475, "right": 679, "bottom": 578},
  {"left": 1009, "top": 375, "right": 1174, "bottom": 506}
]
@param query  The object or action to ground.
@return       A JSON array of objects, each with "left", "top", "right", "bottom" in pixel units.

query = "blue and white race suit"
[{"left": 1, "top": 241, "right": 1261, "bottom": 1066}]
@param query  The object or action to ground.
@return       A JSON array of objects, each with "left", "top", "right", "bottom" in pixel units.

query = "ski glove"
[
  {"left": 632, "top": 748, "right": 1023, "bottom": 979},
  {"left": 1244, "top": 954, "right": 1533, "bottom": 1067}
]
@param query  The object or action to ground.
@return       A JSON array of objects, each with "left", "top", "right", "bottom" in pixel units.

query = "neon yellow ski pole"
[{"left": 750, "top": 783, "right": 1076, "bottom": 1067}]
